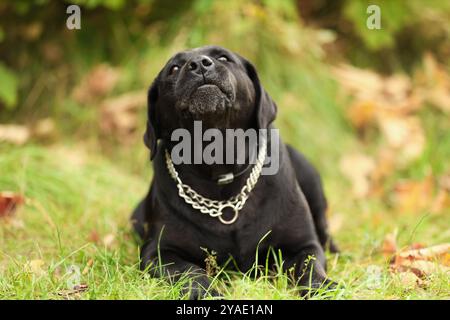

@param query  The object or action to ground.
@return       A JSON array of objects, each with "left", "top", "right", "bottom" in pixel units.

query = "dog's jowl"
[{"left": 131, "top": 45, "right": 339, "bottom": 299}]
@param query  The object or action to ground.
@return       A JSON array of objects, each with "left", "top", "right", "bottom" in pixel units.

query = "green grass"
[
  {"left": 0, "top": 141, "right": 448, "bottom": 300},
  {"left": 1, "top": 0, "right": 449, "bottom": 300}
]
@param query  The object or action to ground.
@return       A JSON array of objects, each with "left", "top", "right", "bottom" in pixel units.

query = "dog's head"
[{"left": 144, "top": 45, "right": 277, "bottom": 159}]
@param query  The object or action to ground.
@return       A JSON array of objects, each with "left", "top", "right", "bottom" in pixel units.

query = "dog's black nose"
[{"left": 188, "top": 55, "right": 214, "bottom": 74}]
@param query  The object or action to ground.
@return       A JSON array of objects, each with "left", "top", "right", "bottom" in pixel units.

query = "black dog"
[{"left": 131, "top": 45, "right": 338, "bottom": 299}]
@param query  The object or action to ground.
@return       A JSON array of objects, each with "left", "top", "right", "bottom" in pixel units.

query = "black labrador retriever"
[{"left": 131, "top": 45, "right": 338, "bottom": 299}]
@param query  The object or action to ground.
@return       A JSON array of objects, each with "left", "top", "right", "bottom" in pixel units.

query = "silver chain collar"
[{"left": 165, "top": 139, "right": 267, "bottom": 225}]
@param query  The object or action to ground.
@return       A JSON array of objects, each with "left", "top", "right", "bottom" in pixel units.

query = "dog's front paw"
[
  {"left": 299, "top": 277, "right": 339, "bottom": 298},
  {"left": 182, "top": 278, "right": 222, "bottom": 300}
]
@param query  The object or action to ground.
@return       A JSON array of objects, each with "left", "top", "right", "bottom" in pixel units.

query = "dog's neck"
[{"left": 163, "top": 137, "right": 259, "bottom": 199}]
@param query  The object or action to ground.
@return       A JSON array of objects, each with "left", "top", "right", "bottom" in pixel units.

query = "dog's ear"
[
  {"left": 239, "top": 55, "right": 277, "bottom": 129},
  {"left": 144, "top": 80, "right": 160, "bottom": 160}
]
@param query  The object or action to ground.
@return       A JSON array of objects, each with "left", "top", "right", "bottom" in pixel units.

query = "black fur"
[{"left": 131, "top": 45, "right": 338, "bottom": 299}]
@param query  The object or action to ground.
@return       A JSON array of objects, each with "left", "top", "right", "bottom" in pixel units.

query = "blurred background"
[{"left": 0, "top": 0, "right": 449, "bottom": 299}]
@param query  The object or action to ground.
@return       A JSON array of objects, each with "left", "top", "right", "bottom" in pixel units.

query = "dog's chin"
[{"left": 185, "top": 84, "right": 233, "bottom": 117}]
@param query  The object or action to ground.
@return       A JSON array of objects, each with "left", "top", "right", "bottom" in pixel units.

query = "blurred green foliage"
[
  {"left": 0, "top": 62, "right": 18, "bottom": 108},
  {"left": 0, "top": 0, "right": 448, "bottom": 176},
  {"left": 0, "top": 0, "right": 448, "bottom": 109}
]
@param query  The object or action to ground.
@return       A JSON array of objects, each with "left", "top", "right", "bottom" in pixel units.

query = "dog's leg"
[
  {"left": 283, "top": 242, "right": 337, "bottom": 296},
  {"left": 286, "top": 145, "right": 339, "bottom": 253},
  {"left": 140, "top": 246, "right": 219, "bottom": 300},
  {"left": 130, "top": 200, "right": 147, "bottom": 240}
]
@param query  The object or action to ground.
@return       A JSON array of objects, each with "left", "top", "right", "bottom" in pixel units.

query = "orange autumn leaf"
[
  {"left": 0, "top": 191, "right": 25, "bottom": 217},
  {"left": 376, "top": 114, "right": 425, "bottom": 165},
  {"left": 392, "top": 175, "right": 434, "bottom": 214},
  {"left": 339, "top": 153, "right": 375, "bottom": 198},
  {"left": 100, "top": 91, "right": 146, "bottom": 144},
  {"left": 397, "top": 243, "right": 450, "bottom": 263},
  {"left": 0, "top": 124, "right": 30, "bottom": 145},
  {"left": 347, "top": 100, "right": 377, "bottom": 131},
  {"left": 382, "top": 231, "right": 398, "bottom": 257},
  {"left": 73, "top": 64, "right": 120, "bottom": 103},
  {"left": 390, "top": 243, "right": 450, "bottom": 279}
]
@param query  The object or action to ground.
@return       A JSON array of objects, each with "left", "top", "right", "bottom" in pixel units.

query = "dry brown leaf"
[
  {"left": 392, "top": 176, "right": 434, "bottom": 214},
  {"left": 33, "top": 118, "right": 56, "bottom": 139},
  {"left": 334, "top": 64, "right": 420, "bottom": 114},
  {"left": 21, "top": 22, "right": 43, "bottom": 41},
  {"left": 382, "top": 231, "right": 398, "bottom": 257},
  {"left": 397, "top": 243, "right": 450, "bottom": 262},
  {"left": 88, "top": 230, "right": 100, "bottom": 243},
  {"left": 25, "top": 259, "right": 46, "bottom": 276},
  {"left": 390, "top": 243, "right": 450, "bottom": 280},
  {"left": 328, "top": 212, "right": 344, "bottom": 234},
  {"left": 394, "top": 271, "right": 423, "bottom": 289},
  {"left": 73, "top": 64, "right": 120, "bottom": 103},
  {"left": 57, "top": 284, "right": 89, "bottom": 298},
  {"left": 100, "top": 91, "right": 146, "bottom": 144},
  {"left": 0, "top": 191, "right": 25, "bottom": 217},
  {"left": 0, "top": 124, "right": 30, "bottom": 145},
  {"left": 82, "top": 259, "right": 94, "bottom": 275},
  {"left": 370, "top": 149, "right": 396, "bottom": 196},
  {"left": 439, "top": 173, "right": 450, "bottom": 192},
  {"left": 396, "top": 260, "right": 449, "bottom": 278},
  {"left": 102, "top": 233, "right": 116, "bottom": 248},
  {"left": 339, "top": 153, "right": 375, "bottom": 198},
  {"left": 415, "top": 53, "right": 450, "bottom": 113},
  {"left": 346, "top": 100, "right": 377, "bottom": 131},
  {"left": 389, "top": 243, "right": 450, "bottom": 286},
  {"left": 333, "top": 65, "right": 383, "bottom": 101},
  {"left": 41, "top": 42, "right": 63, "bottom": 64},
  {"left": 376, "top": 114, "right": 425, "bottom": 165},
  {"left": 409, "top": 243, "right": 426, "bottom": 250},
  {"left": 431, "top": 189, "right": 449, "bottom": 214}
]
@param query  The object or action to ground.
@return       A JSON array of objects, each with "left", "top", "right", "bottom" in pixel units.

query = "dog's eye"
[
  {"left": 217, "top": 56, "right": 229, "bottom": 62},
  {"left": 169, "top": 65, "right": 180, "bottom": 75}
]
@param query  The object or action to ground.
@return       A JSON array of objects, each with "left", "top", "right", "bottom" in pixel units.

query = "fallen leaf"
[
  {"left": 0, "top": 191, "right": 25, "bottom": 217},
  {"left": 100, "top": 91, "right": 146, "bottom": 144},
  {"left": 339, "top": 153, "right": 375, "bottom": 198},
  {"left": 370, "top": 149, "right": 396, "bottom": 196},
  {"left": 382, "top": 231, "right": 398, "bottom": 257},
  {"left": 25, "top": 259, "right": 46, "bottom": 276},
  {"left": 439, "top": 173, "right": 450, "bottom": 192},
  {"left": 333, "top": 64, "right": 420, "bottom": 115},
  {"left": 57, "top": 284, "right": 88, "bottom": 298},
  {"left": 328, "top": 212, "right": 344, "bottom": 234},
  {"left": 346, "top": 100, "right": 376, "bottom": 131},
  {"left": 390, "top": 243, "right": 450, "bottom": 280},
  {"left": 395, "top": 260, "right": 449, "bottom": 278},
  {"left": 397, "top": 243, "right": 450, "bottom": 262},
  {"left": 102, "top": 233, "right": 116, "bottom": 248},
  {"left": 376, "top": 114, "right": 425, "bottom": 165},
  {"left": 21, "top": 22, "right": 43, "bottom": 41},
  {"left": 73, "top": 64, "right": 120, "bottom": 103},
  {"left": 415, "top": 53, "right": 450, "bottom": 113},
  {"left": 409, "top": 243, "right": 426, "bottom": 250},
  {"left": 82, "top": 259, "right": 94, "bottom": 275},
  {"left": 0, "top": 124, "right": 30, "bottom": 145},
  {"left": 33, "top": 118, "right": 56, "bottom": 139},
  {"left": 431, "top": 189, "right": 449, "bottom": 214},
  {"left": 41, "top": 42, "right": 63, "bottom": 64},
  {"left": 392, "top": 175, "right": 434, "bottom": 214},
  {"left": 394, "top": 271, "right": 423, "bottom": 289},
  {"left": 333, "top": 65, "right": 383, "bottom": 101},
  {"left": 88, "top": 230, "right": 100, "bottom": 243}
]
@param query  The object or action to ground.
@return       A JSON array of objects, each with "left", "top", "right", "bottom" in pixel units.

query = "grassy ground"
[
  {"left": 0, "top": 134, "right": 448, "bottom": 299},
  {"left": 1, "top": 22, "right": 449, "bottom": 298},
  {"left": 0, "top": 0, "right": 449, "bottom": 301}
]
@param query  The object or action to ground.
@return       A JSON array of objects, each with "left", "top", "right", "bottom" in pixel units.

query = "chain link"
[{"left": 165, "top": 139, "right": 267, "bottom": 224}]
